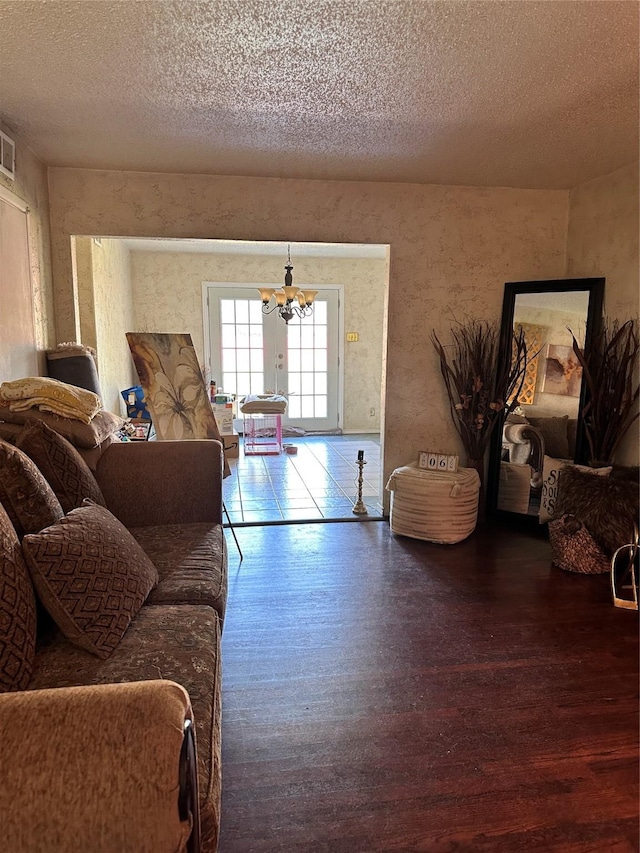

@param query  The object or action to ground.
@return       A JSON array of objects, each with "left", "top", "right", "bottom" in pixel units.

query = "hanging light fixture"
[{"left": 258, "top": 244, "right": 318, "bottom": 324}]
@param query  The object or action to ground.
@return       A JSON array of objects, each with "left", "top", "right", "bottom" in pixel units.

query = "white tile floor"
[{"left": 223, "top": 435, "right": 382, "bottom": 524}]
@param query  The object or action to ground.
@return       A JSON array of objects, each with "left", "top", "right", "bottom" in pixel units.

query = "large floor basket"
[{"left": 386, "top": 463, "right": 480, "bottom": 544}]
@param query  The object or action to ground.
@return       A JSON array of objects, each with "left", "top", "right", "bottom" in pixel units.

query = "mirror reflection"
[{"left": 497, "top": 290, "right": 590, "bottom": 517}]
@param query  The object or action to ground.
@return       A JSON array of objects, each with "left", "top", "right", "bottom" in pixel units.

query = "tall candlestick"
[{"left": 353, "top": 453, "right": 368, "bottom": 515}]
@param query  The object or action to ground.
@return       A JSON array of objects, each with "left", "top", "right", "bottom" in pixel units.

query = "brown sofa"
[{"left": 0, "top": 437, "right": 227, "bottom": 852}]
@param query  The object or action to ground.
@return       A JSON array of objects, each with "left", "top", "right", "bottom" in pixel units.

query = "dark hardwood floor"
[{"left": 219, "top": 520, "right": 639, "bottom": 852}]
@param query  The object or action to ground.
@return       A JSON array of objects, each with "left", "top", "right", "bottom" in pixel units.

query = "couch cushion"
[
  {"left": 130, "top": 523, "right": 227, "bottom": 622},
  {"left": 17, "top": 419, "right": 106, "bottom": 513},
  {"left": 28, "top": 603, "right": 222, "bottom": 852},
  {"left": 0, "top": 404, "right": 124, "bottom": 449},
  {"left": 22, "top": 501, "right": 159, "bottom": 659},
  {"left": 527, "top": 415, "right": 570, "bottom": 459},
  {"left": 77, "top": 432, "right": 120, "bottom": 471},
  {"left": 0, "top": 503, "right": 37, "bottom": 691},
  {"left": 0, "top": 421, "right": 21, "bottom": 443},
  {"left": 0, "top": 439, "right": 64, "bottom": 537}
]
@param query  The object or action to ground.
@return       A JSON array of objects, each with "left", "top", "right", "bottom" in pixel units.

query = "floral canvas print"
[
  {"left": 542, "top": 344, "right": 583, "bottom": 397},
  {"left": 126, "top": 332, "right": 229, "bottom": 474}
]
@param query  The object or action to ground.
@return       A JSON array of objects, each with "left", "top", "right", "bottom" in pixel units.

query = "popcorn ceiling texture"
[
  {"left": 47, "top": 167, "right": 569, "bottom": 491},
  {"left": 0, "top": 1, "right": 637, "bottom": 189},
  {"left": 128, "top": 250, "right": 387, "bottom": 433}
]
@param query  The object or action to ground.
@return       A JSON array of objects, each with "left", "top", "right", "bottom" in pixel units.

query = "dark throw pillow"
[
  {"left": 22, "top": 501, "right": 159, "bottom": 659},
  {"left": 556, "top": 465, "right": 639, "bottom": 557},
  {"left": 0, "top": 502, "right": 37, "bottom": 691},
  {"left": 528, "top": 415, "right": 570, "bottom": 460},
  {"left": 17, "top": 419, "right": 106, "bottom": 513},
  {"left": 0, "top": 439, "right": 64, "bottom": 537}
]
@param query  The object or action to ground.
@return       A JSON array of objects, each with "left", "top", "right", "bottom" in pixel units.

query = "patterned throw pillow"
[
  {"left": 22, "top": 501, "right": 159, "bottom": 659},
  {"left": 17, "top": 419, "right": 106, "bottom": 513},
  {"left": 0, "top": 502, "right": 37, "bottom": 691},
  {"left": 0, "top": 439, "right": 64, "bottom": 537}
]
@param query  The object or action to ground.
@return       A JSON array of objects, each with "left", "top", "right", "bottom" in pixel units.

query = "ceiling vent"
[{"left": 0, "top": 130, "right": 16, "bottom": 180}]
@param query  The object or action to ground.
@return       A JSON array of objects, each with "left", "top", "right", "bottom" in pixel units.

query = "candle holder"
[{"left": 353, "top": 451, "right": 368, "bottom": 515}]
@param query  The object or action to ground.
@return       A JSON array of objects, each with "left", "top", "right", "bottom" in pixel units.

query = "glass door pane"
[
  {"left": 277, "top": 291, "right": 339, "bottom": 431},
  {"left": 208, "top": 285, "right": 340, "bottom": 432},
  {"left": 218, "top": 296, "right": 265, "bottom": 397}
]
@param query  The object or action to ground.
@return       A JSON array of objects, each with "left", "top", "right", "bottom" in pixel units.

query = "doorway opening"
[{"left": 70, "top": 236, "right": 389, "bottom": 521}]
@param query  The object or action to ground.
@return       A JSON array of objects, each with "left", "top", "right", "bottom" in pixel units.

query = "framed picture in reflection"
[{"left": 542, "top": 344, "right": 583, "bottom": 397}]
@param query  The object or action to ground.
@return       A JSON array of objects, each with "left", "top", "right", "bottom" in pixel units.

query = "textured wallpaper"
[
  {"left": 567, "top": 162, "right": 639, "bottom": 322},
  {"left": 0, "top": 125, "right": 55, "bottom": 372},
  {"left": 48, "top": 168, "right": 570, "bottom": 493},
  {"left": 566, "top": 162, "right": 640, "bottom": 465},
  {"left": 129, "top": 249, "right": 387, "bottom": 433},
  {"left": 88, "top": 238, "right": 137, "bottom": 413}
]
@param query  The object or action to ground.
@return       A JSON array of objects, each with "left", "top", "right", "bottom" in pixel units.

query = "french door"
[{"left": 206, "top": 285, "right": 340, "bottom": 431}]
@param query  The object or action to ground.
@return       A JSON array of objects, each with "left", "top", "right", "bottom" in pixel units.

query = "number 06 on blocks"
[{"left": 418, "top": 451, "right": 459, "bottom": 473}]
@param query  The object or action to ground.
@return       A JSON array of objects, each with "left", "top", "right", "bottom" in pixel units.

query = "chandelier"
[{"left": 258, "top": 245, "right": 318, "bottom": 324}]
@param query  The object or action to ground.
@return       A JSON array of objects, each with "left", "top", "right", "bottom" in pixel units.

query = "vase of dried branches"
[
  {"left": 570, "top": 318, "right": 639, "bottom": 468},
  {"left": 432, "top": 319, "right": 531, "bottom": 519}
]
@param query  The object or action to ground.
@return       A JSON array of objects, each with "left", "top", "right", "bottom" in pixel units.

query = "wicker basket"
[
  {"left": 386, "top": 463, "right": 480, "bottom": 544},
  {"left": 548, "top": 514, "right": 611, "bottom": 574}
]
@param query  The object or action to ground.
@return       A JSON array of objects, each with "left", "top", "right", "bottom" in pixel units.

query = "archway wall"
[{"left": 48, "top": 168, "right": 568, "bottom": 487}]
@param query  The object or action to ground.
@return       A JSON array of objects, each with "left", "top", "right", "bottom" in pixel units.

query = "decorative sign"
[{"left": 418, "top": 451, "right": 458, "bottom": 473}]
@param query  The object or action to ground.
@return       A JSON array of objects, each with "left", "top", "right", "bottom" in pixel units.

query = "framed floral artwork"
[
  {"left": 541, "top": 343, "right": 583, "bottom": 397},
  {"left": 126, "top": 332, "right": 229, "bottom": 475}
]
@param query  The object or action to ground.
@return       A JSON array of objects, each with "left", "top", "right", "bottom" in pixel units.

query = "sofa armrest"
[
  {"left": 503, "top": 423, "right": 545, "bottom": 479},
  {"left": 0, "top": 679, "right": 198, "bottom": 853},
  {"left": 95, "top": 440, "right": 224, "bottom": 527}
]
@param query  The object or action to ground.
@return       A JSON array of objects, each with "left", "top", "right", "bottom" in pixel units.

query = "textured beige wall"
[
  {"left": 0, "top": 124, "right": 55, "bottom": 371},
  {"left": 73, "top": 236, "right": 97, "bottom": 351},
  {"left": 129, "top": 249, "right": 387, "bottom": 432},
  {"left": 566, "top": 161, "right": 639, "bottom": 465},
  {"left": 87, "top": 238, "right": 137, "bottom": 413},
  {"left": 567, "top": 162, "right": 639, "bottom": 322},
  {"left": 47, "top": 168, "right": 569, "bottom": 490}
]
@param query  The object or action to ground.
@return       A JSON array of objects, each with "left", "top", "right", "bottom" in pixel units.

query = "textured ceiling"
[{"left": 0, "top": 0, "right": 637, "bottom": 189}]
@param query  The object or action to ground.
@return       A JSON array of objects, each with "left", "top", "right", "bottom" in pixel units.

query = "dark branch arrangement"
[
  {"left": 431, "top": 319, "right": 529, "bottom": 467},
  {"left": 570, "top": 318, "right": 639, "bottom": 466}
]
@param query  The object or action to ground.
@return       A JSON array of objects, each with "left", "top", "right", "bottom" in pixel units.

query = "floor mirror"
[{"left": 487, "top": 277, "right": 605, "bottom": 523}]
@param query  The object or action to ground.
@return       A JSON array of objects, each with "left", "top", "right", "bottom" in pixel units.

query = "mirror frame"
[{"left": 487, "top": 277, "right": 605, "bottom": 522}]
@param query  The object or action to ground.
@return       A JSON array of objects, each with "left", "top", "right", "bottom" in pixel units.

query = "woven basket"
[
  {"left": 548, "top": 514, "right": 611, "bottom": 574},
  {"left": 386, "top": 464, "right": 480, "bottom": 544}
]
